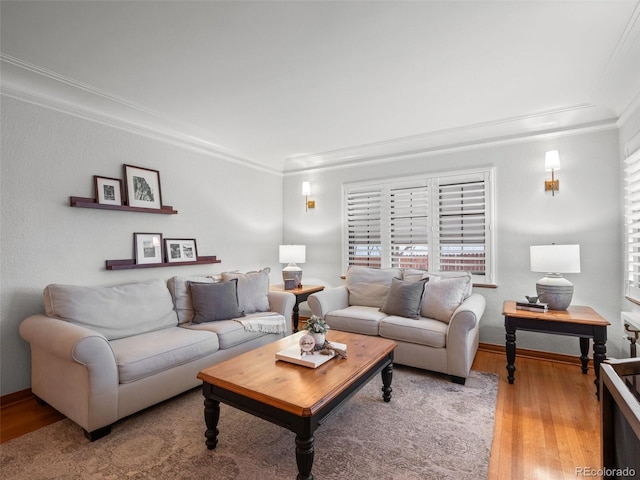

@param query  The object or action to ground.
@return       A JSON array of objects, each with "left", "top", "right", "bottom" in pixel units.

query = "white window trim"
[
  {"left": 624, "top": 147, "right": 640, "bottom": 302},
  {"left": 343, "top": 166, "right": 495, "bottom": 284}
]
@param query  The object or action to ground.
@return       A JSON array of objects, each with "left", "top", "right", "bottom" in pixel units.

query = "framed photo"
[
  {"left": 124, "top": 164, "right": 163, "bottom": 209},
  {"left": 94, "top": 176, "right": 123, "bottom": 205},
  {"left": 165, "top": 238, "right": 198, "bottom": 263},
  {"left": 134, "top": 233, "right": 163, "bottom": 265}
]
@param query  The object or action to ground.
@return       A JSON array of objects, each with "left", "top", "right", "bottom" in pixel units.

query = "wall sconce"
[
  {"left": 302, "top": 181, "right": 315, "bottom": 211},
  {"left": 544, "top": 150, "right": 560, "bottom": 196}
]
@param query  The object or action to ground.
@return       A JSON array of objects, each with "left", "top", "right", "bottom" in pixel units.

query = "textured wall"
[
  {"left": 284, "top": 127, "right": 624, "bottom": 359},
  {"left": 0, "top": 97, "right": 284, "bottom": 395}
]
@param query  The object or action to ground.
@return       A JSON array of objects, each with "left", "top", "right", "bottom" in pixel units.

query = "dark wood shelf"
[
  {"left": 106, "top": 256, "right": 220, "bottom": 270},
  {"left": 70, "top": 196, "right": 178, "bottom": 214}
]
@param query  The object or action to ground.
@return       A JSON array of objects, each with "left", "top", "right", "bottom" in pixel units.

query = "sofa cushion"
[
  {"left": 167, "top": 274, "right": 221, "bottom": 324},
  {"left": 403, "top": 269, "right": 473, "bottom": 298},
  {"left": 380, "top": 277, "right": 428, "bottom": 319},
  {"left": 44, "top": 279, "right": 177, "bottom": 340},
  {"left": 420, "top": 275, "right": 471, "bottom": 323},
  {"left": 110, "top": 327, "right": 219, "bottom": 383},
  {"left": 189, "top": 279, "right": 241, "bottom": 324},
  {"left": 221, "top": 268, "right": 270, "bottom": 315},
  {"left": 379, "top": 316, "right": 447, "bottom": 348},
  {"left": 184, "top": 314, "right": 273, "bottom": 349},
  {"left": 324, "top": 306, "right": 387, "bottom": 336},
  {"left": 346, "top": 266, "right": 402, "bottom": 308}
]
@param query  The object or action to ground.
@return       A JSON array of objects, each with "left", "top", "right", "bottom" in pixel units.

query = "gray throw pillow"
[
  {"left": 379, "top": 277, "right": 429, "bottom": 319},
  {"left": 220, "top": 267, "right": 270, "bottom": 314},
  {"left": 189, "top": 279, "right": 241, "bottom": 324}
]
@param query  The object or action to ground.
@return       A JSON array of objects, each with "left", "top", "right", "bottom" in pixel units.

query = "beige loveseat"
[
  {"left": 308, "top": 266, "right": 485, "bottom": 384},
  {"left": 19, "top": 269, "right": 294, "bottom": 441}
]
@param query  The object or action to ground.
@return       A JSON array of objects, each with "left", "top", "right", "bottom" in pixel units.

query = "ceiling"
[{"left": 2, "top": 1, "right": 640, "bottom": 173}]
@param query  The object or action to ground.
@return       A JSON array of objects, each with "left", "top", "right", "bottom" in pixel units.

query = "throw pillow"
[
  {"left": 420, "top": 275, "right": 471, "bottom": 323},
  {"left": 189, "top": 279, "right": 241, "bottom": 324},
  {"left": 221, "top": 267, "right": 270, "bottom": 315},
  {"left": 43, "top": 279, "right": 178, "bottom": 340},
  {"left": 380, "top": 277, "right": 429, "bottom": 319},
  {"left": 346, "top": 266, "right": 403, "bottom": 308}
]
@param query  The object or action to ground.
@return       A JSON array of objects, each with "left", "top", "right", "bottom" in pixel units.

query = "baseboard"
[
  {"left": 478, "top": 342, "right": 585, "bottom": 366},
  {"left": 0, "top": 388, "right": 35, "bottom": 407}
]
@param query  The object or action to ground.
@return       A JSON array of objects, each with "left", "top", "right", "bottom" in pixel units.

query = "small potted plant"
[{"left": 305, "top": 315, "right": 330, "bottom": 347}]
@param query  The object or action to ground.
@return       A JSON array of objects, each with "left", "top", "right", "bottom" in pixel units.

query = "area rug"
[{"left": 0, "top": 367, "right": 498, "bottom": 479}]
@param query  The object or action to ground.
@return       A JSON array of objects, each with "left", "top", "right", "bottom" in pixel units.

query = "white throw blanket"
[{"left": 235, "top": 312, "right": 286, "bottom": 334}]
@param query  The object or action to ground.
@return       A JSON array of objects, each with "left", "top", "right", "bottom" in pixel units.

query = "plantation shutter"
[
  {"left": 625, "top": 148, "right": 640, "bottom": 301},
  {"left": 388, "top": 180, "right": 429, "bottom": 269},
  {"left": 437, "top": 173, "right": 488, "bottom": 275},
  {"left": 345, "top": 185, "right": 383, "bottom": 268}
]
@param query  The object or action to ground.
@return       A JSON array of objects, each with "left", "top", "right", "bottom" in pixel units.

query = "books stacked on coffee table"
[{"left": 515, "top": 301, "right": 549, "bottom": 313}]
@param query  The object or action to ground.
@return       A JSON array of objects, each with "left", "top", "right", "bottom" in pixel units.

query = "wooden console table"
[
  {"left": 502, "top": 300, "right": 610, "bottom": 398},
  {"left": 270, "top": 284, "right": 324, "bottom": 332}
]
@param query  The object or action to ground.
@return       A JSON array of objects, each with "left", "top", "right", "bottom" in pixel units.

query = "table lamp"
[
  {"left": 279, "top": 245, "right": 305, "bottom": 289},
  {"left": 530, "top": 244, "right": 580, "bottom": 310}
]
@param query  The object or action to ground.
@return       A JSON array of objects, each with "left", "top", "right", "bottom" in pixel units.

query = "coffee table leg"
[
  {"left": 381, "top": 362, "right": 393, "bottom": 402},
  {"left": 295, "top": 434, "right": 314, "bottom": 480},
  {"left": 203, "top": 396, "right": 220, "bottom": 450}
]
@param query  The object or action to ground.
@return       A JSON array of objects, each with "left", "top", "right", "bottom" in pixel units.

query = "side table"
[
  {"left": 502, "top": 300, "right": 610, "bottom": 398},
  {"left": 270, "top": 284, "right": 324, "bottom": 332}
]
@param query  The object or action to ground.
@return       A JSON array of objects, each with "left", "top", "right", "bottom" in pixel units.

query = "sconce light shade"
[
  {"left": 544, "top": 150, "right": 561, "bottom": 195},
  {"left": 279, "top": 245, "right": 306, "bottom": 289},
  {"left": 544, "top": 150, "right": 561, "bottom": 171},
  {"left": 302, "top": 181, "right": 315, "bottom": 211},
  {"left": 530, "top": 244, "right": 580, "bottom": 310}
]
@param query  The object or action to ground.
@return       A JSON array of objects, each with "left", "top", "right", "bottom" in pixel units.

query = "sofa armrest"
[
  {"left": 269, "top": 291, "right": 295, "bottom": 332},
  {"left": 446, "top": 293, "right": 486, "bottom": 379},
  {"left": 308, "top": 286, "right": 350, "bottom": 318},
  {"left": 19, "top": 314, "right": 119, "bottom": 432}
]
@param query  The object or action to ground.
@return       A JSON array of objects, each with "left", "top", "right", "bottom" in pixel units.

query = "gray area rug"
[{"left": 1, "top": 367, "right": 498, "bottom": 479}]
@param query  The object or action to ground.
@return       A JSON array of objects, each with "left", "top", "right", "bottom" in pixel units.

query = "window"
[
  {"left": 624, "top": 147, "right": 640, "bottom": 301},
  {"left": 344, "top": 168, "right": 494, "bottom": 284}
]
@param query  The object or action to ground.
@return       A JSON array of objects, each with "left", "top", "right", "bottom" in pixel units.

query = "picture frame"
[
  {"left": 94, "top": 176, "right": 123, "bottom": 206},
  {"left": 124, "top": 164, "right": 163, "bottom": 210},
  {"left": 165, "top": 238, "right": 198, "bottom": 263},
  {"left": 134, "top": 232, "right": 163, "bottom": 265}
]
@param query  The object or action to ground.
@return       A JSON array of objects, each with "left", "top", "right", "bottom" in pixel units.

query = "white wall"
[
  {"left": 284, "top": 127, "right": 624, "bottom": 360},
  {"left": 0, "top": 96, "right": 284, "bottom": 395}
]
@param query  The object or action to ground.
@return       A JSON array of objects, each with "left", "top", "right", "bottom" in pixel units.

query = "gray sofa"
[
  {"left": 19, "top": 269, "right": 294, "bottom": 441},
  {"left": 308, "top": 266, "right": 485, "bottom": 384}
]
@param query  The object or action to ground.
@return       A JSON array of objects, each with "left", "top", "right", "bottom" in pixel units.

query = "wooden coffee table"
[{"left": 197, "top": 330, "right": 397, "bottom": 480}]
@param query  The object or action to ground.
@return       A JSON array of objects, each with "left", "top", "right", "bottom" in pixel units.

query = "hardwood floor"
[{"left": 0, "top": 348, "right": 602, "bottom": 480}]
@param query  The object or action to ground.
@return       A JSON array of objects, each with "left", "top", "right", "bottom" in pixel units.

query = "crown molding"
[
  {"left": 283, "top": 105, "right": 618, "bottom": 174},
  {"left": 0, "top": 54, "right": 281, "bottom": 175}
]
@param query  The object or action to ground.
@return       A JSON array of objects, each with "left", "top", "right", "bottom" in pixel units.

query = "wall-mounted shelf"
[
  {"left": 70, "top": 196, "right": 178, "bottom": 215},
  {"left": 106, "top": 256, "right": 220, "bottom": 270}
]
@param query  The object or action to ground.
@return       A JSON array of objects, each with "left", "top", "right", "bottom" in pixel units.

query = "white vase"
[{"left": 310, "top": 332, "right": 325, "bottom": 348}]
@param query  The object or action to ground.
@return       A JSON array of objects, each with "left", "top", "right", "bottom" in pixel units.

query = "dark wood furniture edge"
[
  {"left": 106, "top": 255, "right": 220, "bottom": 270},
  {"left": 70, "top": 196, "right": 178, "bottom": 214}
]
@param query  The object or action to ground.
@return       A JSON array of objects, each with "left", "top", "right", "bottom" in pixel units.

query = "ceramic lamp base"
[{"left": 536, "top": 274, "right": 574, "bottom": 310}]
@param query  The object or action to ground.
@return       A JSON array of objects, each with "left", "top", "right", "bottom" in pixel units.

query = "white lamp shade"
[
  {"left": 530, "top": 244, "right": 580, "bottom": 273},
  {"left": 279, "top": 245, "right": 306, "bottom": 264},
  {"left": 301, "top": 181, "right": 311, "bottom": 196},
  {"left": 544, "top": 150, "right": 561, "bottom": 171}
]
